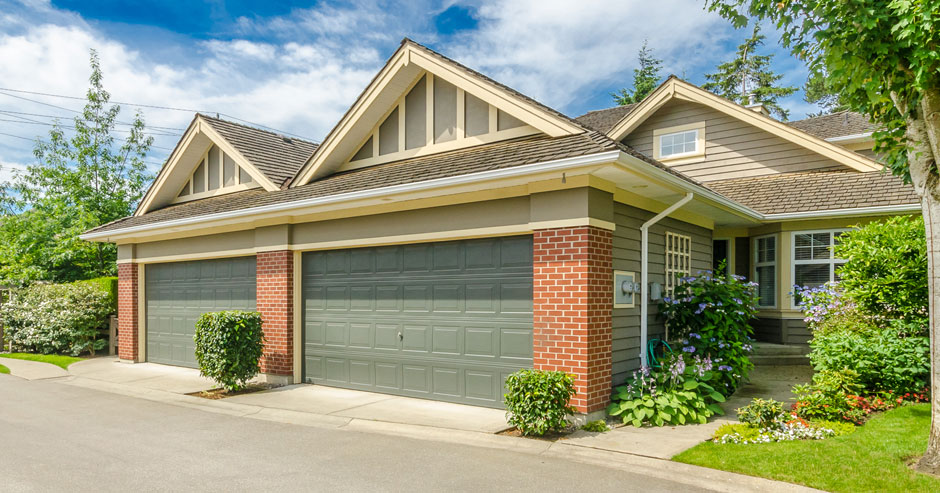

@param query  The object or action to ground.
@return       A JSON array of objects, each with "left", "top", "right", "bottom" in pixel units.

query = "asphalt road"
[{"left": 0, "top": 375, "right": 705, "bottom": 492}]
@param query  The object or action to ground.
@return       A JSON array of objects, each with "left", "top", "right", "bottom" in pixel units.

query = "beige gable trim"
[
  {"left": 291, "top": 40, "right": 583, "bottom": 186},
  {"left": 136, "top": 115, "right": 280, "bottom": 216},
  {"left": 607, "top": 78, "right": 882, "bottom": 173}
]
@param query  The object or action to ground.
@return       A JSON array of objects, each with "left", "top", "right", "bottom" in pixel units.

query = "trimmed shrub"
[
  {"left": 659, "top": 263, "right": 760, "bottom": 395},
  {"left": 833, "top": 216, "right": 927, "bottom": 328},
  {"left": 193, "top": 311, "right": 264, "bottom": 392},
  {"left": 736, "top": 398, "right": 786, "bottom": 429},
  {"left": 75, "top": 276, "right": 118, "bottom": 314},
  {"left": 0, "top": 282, "right": 111, "bottom": 356},
  {"left": 504, "top": 369, "right": 576, "bottom": 436}
]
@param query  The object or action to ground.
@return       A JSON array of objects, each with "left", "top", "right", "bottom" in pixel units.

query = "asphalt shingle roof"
[
  {"left": 705, "top": 170, "right": 917, "bottom": 215},
  {"left": 200, "top": 115, "right": 318, "bottom": 188},
  {"left": 785, "top": 111, "right": 877, "bottom": 140},
  {"left": 88, "top": 131, "right": 624, "bottom": 235},
  {"left": 574, "top": 104, "right": 638, "bottom": 133}
]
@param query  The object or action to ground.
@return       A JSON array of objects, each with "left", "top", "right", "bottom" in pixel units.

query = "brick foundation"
[
  {"left": 117, "top": 263, "right": 139, "bottom": 362},
  {"left": 256, "top": 251, "right": 294, "bottom": 377},
  {"left": 533, "top": 226, "right": 613, "bottom": 413}
]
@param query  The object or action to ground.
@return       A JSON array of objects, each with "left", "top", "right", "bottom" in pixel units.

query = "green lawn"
[
  {"left": 0, "top": 364, "right": 8, "bottom": 374},
  {"left": 674, "top": 404, "right": 939, "bottom": 492},
  {"left": 0, "top": 353, "right": 84, "bottom": 370}
]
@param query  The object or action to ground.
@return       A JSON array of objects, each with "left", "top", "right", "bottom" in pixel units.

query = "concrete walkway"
[
  {"left": 562, "top": 364, "right": 814, "bottom": 459},
  {"left": 0, "top": 356, "right": 70, "bottom": 380}
]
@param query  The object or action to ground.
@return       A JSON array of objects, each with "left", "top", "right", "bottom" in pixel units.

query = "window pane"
[
  {"left": 239, "top": 167, "right": 253, "bottom": 184},
  {"left": 757, "top": 236, "right": 775, "bottom": 263},
  {"left": 795, "top": 263, "right": 830, "bottom": 289},
  {"left": 660, "top": 130, "right": 697, "bottom": 157},
  {"left": 178, "top": 180, "right": 190, "bottom": 197},
  {"left": 223, "top": 153, "right": 236, "bottom": 186},
  {"left": 192, "top": 160, "right": 206, "bottom": 193},
  {"left": 351, "top": 136, "right": 373, "bottom": 161},
  {"left": 379, "top": 106, "right": 399, "bottom": 155},
  {"left": 433, "top": 78, "right": 457, "bottom": 143},
  {"left": 756, "top": 265, "right": 775, "bottom": 306},
  {"left": 208, "top": 146, "right": 220, "bottom": 191},
  {"left": 405, "top": 76, "right": 427, "bottom": 150},
  {"left": 497, "top": 109, "right": 524, "bottom": 131}
]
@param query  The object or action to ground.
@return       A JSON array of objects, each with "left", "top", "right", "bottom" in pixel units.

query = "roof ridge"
[{"left": 197, "top": 113, "right": 319, "bottom": 146}]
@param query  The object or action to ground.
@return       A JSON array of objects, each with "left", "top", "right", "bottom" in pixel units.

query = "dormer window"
[
  {"left": 653, "top": 122, "right": 706, "bottom": 162},
  {"left": 175, "top": 144, "right": 257, "bottom": 202}
]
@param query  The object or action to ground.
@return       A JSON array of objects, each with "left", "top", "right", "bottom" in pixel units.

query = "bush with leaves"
[
  {"left": 193, "top": 311, "right": 264, "bottom": 392},
  {"left": 660, "top": 265, "right": 759, "bottom": 395},
  {"left": 736, "top": 398, "right": 786, "bottom": 429},
  {"left": 792, "top": 369, "right": 865, "bottom": 423},
  {"left": 504, "top": 369, "right": 576, "bottom": 436},
  {"left": 608, "top": 354, "right": 725, "bottom": 427},
  {"left": 0, "top": 282, "right": 111, "bottom": 356}
]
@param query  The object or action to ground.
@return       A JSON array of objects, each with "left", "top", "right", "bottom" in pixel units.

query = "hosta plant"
[{"left": 608, "top": 355, "right": 725, "bottom": 427}]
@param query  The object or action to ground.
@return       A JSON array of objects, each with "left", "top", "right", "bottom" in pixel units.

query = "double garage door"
[
  {"left": 143, "top": 236, "right": 534, "bottom": 408},
  {"left": 145, "top": 257, "right": 257, "bottom": 367},
  {"left": 302, "top": 236, "right": 534, "bottom": 408}
]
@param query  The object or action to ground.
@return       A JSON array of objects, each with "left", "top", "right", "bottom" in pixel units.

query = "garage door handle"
[{"left": 398, "top": 331, "right": 403, "bottom": 341}]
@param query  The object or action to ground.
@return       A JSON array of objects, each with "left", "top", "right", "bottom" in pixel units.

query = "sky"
[{"left": 0, "top": 0, "right": 818, "bottom": 181}]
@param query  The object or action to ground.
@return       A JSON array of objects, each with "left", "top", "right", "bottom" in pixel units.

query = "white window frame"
[
  {"left": 790, "top": 229, "right": 849, "bottom": 308},
  {"left": 653, "top": 121, "right": 706, "bottom": 162},
  {"left": 665, "top": 231, "right": 692, "bottom": 297},
  {"left": 172, "top": 144, "right": 259, "bottom": 204},
  {"left": 753, "top": 234, "right": 777, "bottom": 309}
]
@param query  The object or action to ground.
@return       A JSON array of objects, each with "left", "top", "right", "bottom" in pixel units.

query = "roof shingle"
[
  {"left": 705, "top": 170, "right": 916, "bottom": 215},
  {"left": 575, "top": 104, "right": 638, "bottom": 133},
  {"left": 200, "top": 115, "right": 318, "bottom": 188},
  {"left": 785, "top": 111, "right": 877, "bottom": 140}
]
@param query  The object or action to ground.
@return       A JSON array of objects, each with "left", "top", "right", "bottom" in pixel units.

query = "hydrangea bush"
[
  {"left": 0, "top": 282, "right": 111, "bottom": 356},
  {"left": 608, "top": 354, "right": 725, "bottom": 427},
  {"left": 659, "top": 266, "right": 759, "bottom": 395}
]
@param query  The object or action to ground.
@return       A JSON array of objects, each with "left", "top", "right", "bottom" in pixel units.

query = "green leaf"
[{"left": 683, "top": 380, "right": 699, "bottom": 390}]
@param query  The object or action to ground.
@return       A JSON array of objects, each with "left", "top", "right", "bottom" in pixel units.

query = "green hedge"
[
  {"left": 194, "top": 311, "right": 264, "bottom": 391},
  {"left": 1, "top": 282, "right": 111, "bottom": 356},
  {"left": 74, "top": 276, "right": 118, "bottom": 314}
]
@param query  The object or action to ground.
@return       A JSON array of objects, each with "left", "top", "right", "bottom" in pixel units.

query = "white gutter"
[
  {"left": 825, "top": 132, "right": 873, "bottom": 144},
  {"left": 763, "top": 203, "right": 921, "bottom": 220},
  {"left": 81, "top": 150, "right": 621, "bottom": 241},
  {"left": 640, "top": 192, "right": 693, "bottom": 368}
]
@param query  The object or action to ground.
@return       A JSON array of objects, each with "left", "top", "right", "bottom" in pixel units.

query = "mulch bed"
[
  {"left": 497, "top": 427, "right": 576, "bottom": 441},
  {"left": 186, "top": 383, "right": 281, "bottom": 400}
]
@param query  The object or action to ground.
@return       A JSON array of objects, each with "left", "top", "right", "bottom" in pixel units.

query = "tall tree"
[
  {"left": 0, "top": 50, "right": 152, "bottom": 284},
  {"left": 804, "top": 68, "right": 850, "bottom": 117},
  {"left": 612, "top": 40, "right": 664, "bottom": 105},
  {"left": 702, "top": 24, "right": 797, "bottom": 120},
  {"left": 708, "top": 0, "right": 940, "bottom": 473}
]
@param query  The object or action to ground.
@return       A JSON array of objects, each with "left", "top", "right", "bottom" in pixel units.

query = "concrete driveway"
[{"left": 1, "top": 374, "right": 709, "bottom": 492}]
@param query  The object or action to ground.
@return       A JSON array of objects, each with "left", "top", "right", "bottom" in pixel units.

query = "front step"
[
  {"left": 752, "top": 342, "right": 809, "bottom": 356},
  {"left": 750, "top": 354, "right": 811, "bottom": 366}
]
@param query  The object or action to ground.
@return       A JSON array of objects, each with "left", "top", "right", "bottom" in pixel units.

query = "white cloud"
[{"left": 0, "top": 159, "right": 27, "bottom": 184}]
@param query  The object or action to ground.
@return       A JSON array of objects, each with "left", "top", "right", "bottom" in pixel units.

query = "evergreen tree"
[
  {"left": 0, "top": 50, "right": 153, "bottom": 284},
  {"left": 804, "top": 69, "right": 850, "bottom": 117},
  {"left": 702, "top": 24, "right": 797, "bottom": 120},
  {"left": 612, "top": 40, "right": 664, "bottom": 105}
]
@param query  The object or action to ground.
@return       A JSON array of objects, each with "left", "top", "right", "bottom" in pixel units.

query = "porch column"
[
  {"left": 256, "top": 250, "right": 294, "bottom": 381},
  {"left": 117, "top": 262, "right": 140, "bottom": 362},
  {"left": 532, "top": 225, "right": 613, "bottom": 414}
]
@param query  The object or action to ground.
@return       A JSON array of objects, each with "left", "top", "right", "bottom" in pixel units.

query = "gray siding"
[
  {"left": 610, "top": 202, "right": 712, "bottom": 386},
  {"left": 622, "top": 99, "right": 851, "bottom": 182}
]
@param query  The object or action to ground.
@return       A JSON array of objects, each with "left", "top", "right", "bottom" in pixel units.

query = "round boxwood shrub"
[
  {"left": 504, "top": 369, "right": 576, "bottom": 436},
  {"left": 193, "top": 311, "right": 264, "bottom": 392}
]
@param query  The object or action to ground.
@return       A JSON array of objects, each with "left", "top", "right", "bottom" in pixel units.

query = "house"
[{"left": 81, "top": 39, "right": 918, "bottom": 418}]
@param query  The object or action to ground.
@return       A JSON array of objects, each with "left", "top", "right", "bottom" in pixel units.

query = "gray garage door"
[
  {"left": 146, "top": 257, "right": 257, "bottom": 368},
  {"left": 302, "top": 236, "right": 533, "bottom": 408}
]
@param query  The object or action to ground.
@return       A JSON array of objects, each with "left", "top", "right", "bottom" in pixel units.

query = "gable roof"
[
  {"left": 199, "top": 115, "right": 318, "bottom": 188},
  {"left": 706, "top": 170, "right": 917, "bottom": 215},
  {"left": 290, "top": 38, "right": 588, "bottom": 187},
  {"left": 786, "top": 111, "right": 876, "bottom": 140},
  {"left": 590, "top": 77, "right": 881, "bottom": 173},
  {"left": 86, "top": 131, "right": 624, "bottom": 237}
]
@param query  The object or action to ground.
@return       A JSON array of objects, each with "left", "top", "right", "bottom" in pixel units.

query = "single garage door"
[
  {"left": 146, "top": 257, "right": 257, "bottom": 367},
  {"left": 302, "top": 236, "right": 533, "bottom": 408}
]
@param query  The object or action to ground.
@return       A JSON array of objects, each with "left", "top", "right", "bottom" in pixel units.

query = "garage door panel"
[
  {"left": 146, "top": 257, "right": 256, "bottom": 368},
  {"left": 303, "top": 237, "right": 533, "bottom": 408}
]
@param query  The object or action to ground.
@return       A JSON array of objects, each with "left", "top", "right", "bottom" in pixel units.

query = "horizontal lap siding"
[
  {"left": 610, "top": 202, "right": 712, "bottom": 386},
  {"left": 622, "top": 100, "right": 850, "bottom": 182}
]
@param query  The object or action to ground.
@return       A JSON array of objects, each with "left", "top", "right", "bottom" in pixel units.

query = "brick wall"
[
  {"left": 533, "top": 226, "right": 613, "bottom": 413},
  {"left": 256, "top": 250, "right": 294, "bottom": 376},
  {"left": 117, "top": 262, "right": 139, "bottom": 361}
]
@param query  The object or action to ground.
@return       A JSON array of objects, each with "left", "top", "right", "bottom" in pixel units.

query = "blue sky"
[{"left": 0, "top": 0, "right": 815, "bottom": 179}]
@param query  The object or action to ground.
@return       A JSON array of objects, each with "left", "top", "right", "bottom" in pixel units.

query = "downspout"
[{"left": 640, "top": 192, "right": 694, "bottom": 368}]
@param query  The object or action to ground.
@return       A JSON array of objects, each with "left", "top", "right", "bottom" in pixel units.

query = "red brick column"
[
  {"left": 533, "top": 226, "right": 613, "bottom": 414},
  {"left": 117, "top": 263, "right": 139, "bottom": 362},
  {"left": 256, "top": 250, "right": 293, "bottom": 377}
]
